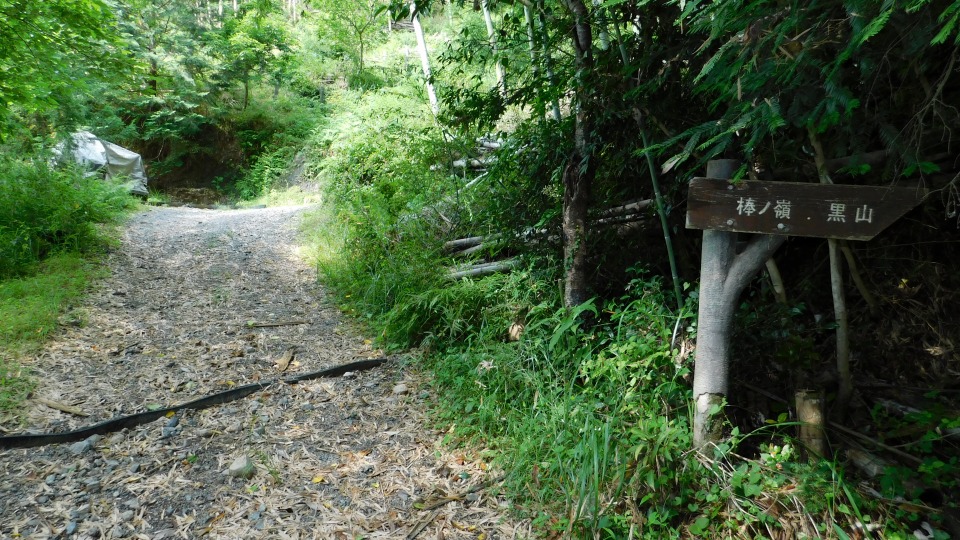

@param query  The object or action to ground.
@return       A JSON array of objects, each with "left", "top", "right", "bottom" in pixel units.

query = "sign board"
[{"left": 686, "top": 178, "right": 927, "bottom": 240}]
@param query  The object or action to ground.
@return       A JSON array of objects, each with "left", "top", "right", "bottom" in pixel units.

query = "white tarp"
[{"left": 53, "top": 131, "right": 149, "bottom": 196}]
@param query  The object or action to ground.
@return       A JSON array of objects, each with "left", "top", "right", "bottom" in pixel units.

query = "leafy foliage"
[
  {"left": 311, "top": 0, "right": 387, "bottom": 75},
  {"left": 0, "top": 158, "right": 136, "bottom": 278},
  {"left": 0, "top": 0, "right": 120, "bottom": 138}
]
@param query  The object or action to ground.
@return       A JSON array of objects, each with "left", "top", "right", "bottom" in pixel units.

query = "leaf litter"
[{"left": 0, "top": 205, "right": 525, "bottom": 539}]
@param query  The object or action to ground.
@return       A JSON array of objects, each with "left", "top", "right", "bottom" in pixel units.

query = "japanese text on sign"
[{"left": 736, "top": 197, "right": 873, "bottom": 224}]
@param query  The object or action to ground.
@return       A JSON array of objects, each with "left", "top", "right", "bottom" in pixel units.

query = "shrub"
[{"left": 0, "top": 157, "right": 135, "bottom": 278}]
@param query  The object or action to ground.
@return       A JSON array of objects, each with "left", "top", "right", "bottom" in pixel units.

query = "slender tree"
[
  {"left": 313, "top": 0, "right": 385, "bottom": 74},
  {"left": 411, "top": 2, "right": 439, "bottom": 113},
  {"left": 558, "top": 0, "right": 596, "bottom": 308}
]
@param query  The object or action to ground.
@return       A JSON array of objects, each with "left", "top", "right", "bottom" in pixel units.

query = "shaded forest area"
[{"left": 4, "top": 0, "right": 960, "bottom": 537}]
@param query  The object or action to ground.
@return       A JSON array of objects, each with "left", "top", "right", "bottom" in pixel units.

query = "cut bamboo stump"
[{"left": 796, "top": 390, "right": 826, "bottom": 459}]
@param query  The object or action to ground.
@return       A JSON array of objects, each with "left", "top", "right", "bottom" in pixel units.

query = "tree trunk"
[
  {"left": 536, "top": 1, "right": 562, "bottom": 121},
  {"left": 808, "top": 126, "right": 853, "bottom": 417},
  {"left": 411, "top": 2, "right": 439, "bottom": 113},
  {"left": 692, "top": 160, "right": 786, "bottom": 449},
  {"left": 560, "top": 0, "right": 596, "bottom": 308},
  {"left": 522, "top": 6, "right": 542, "bottom": 118},
  {"left": 359, "top": 37, "right": 365, "bottom": 74},
  {"left": 828, "top": 239, "right": 853, "bottom": 414},
  {"left": 591, "top": 0, "right": 609, "bottom": 50},
  {"left": 481, "top": 0, "right": 506, "bottom": 97}
]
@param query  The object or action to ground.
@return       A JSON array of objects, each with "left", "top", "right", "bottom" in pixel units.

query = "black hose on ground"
[{"left": 0, "top": 357, "right": 388, "bottom": 450}]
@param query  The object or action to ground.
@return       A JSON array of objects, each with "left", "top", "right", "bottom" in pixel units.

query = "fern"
[
  {"left": 855, "top": 7, "right": 894, "bottom": 46},
  {"left": 932, "top": 2, "right": 960, "bottom": 44}
]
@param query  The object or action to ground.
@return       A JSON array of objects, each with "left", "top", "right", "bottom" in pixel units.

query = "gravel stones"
[
  {"left": 69, "top": 440, "right": 92, "bottom": 455},
  {"left": 0, "top": 206, "right": 522, "bottom": 539}
]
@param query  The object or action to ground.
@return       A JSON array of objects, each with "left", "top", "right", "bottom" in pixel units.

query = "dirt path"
[{"left": 0, "top": 206, "right": 525, "bottom": 540}]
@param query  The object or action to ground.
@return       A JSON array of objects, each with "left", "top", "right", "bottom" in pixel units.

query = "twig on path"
[
  {"left": 244, "top": 320, "right": 310, "bottom": 328},
  {"left": 416, "top": 475, "right": 505, "bottom": 511},
  {"left": 109, "top": 342, "right": 142, "bottom": 356},
  {"left": 274, "top": 347, "right": 295, "bottom": 372},
  {"left": 33, "top": 396, "right": 89, "bottom": 417},
  {"left": 406, "top": 510, "right": 441, "bottom": 540},
  {"left": 406, "top": 476, "right": 504, "bottom": 539}
]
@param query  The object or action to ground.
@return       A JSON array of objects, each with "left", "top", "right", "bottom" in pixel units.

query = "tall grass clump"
[
  {"left": 0, "top": 157, "right": 136, "bottom": 278},
  {"left": 307, "top": 82, "right": 459, "bottom": 327}
]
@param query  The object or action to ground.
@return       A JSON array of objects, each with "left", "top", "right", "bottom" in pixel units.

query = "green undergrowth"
[
  {"left": 0, "top": 153, "right": 136, "bottom": 419},
  {"left": 303, "top": 105, "right": 928, "bottom": 540},
  {"left": 0, "top": 251, "right": 110, "bottom": 423},
  {"left": 0, "top": 158, "right": 136, "bottom": 278},
  {"left": 297, "top": 11, "right": 930, "bottom": 538}
]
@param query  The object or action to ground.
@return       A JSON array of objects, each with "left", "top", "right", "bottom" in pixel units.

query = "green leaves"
[{"left": 0, "top": 0, "right": 120, "bottom": 135}]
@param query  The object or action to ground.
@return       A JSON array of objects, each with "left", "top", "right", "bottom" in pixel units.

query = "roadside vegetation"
[
  {"left": 0, "top": 158, "right": 134, "bottom": 420},
  {"left": 3, "top": 0, "right": 960, "bottom": 538},
  {"left": 301, "top": 3, "right": 960, "bottom": 539}
]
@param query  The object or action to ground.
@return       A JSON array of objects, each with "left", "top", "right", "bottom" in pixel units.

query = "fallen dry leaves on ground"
[{"left": 0, "top": 205, "right": 528, "bottom": 540}]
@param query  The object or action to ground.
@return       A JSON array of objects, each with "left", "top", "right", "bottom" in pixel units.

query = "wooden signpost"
[
  {"left": 685, "top": 171, "right": 928, "bottom": 449},
  {"left": 687, "top": 178, "right": 928, "bottom": 240}
]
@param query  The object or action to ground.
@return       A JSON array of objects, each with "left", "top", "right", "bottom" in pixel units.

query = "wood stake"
[{"left": 34, "top": 397, "right": 88, "bottom": 417}]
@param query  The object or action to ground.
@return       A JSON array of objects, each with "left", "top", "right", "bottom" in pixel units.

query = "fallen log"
[
  {"left": 594, "top": 213, "right": 647, "bottom": 227},
  {"left": 597, "top": 199, "right": 653, "bottom": 218},
  {"left": 448, "top": 259, "right": 519, "bottom": 280},
  {"left": 477, "top": 138, "right": 502, "bottom": 150},
  {"left": 452, "top": 157, "right": 496, "bottom": 169},
  {"left": 455, "top": 243, "right": 491, "bottom": 257},
  {"left": 444, "top": 236, "right": 485, "bottom": 251}
]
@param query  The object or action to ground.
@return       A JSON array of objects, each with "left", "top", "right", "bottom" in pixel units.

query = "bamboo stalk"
[
  {"left": 477, "top": 138, "right": 502, "bottom": 149},
  {"left": 448, "top": 259, "right": 519, "bottom": 279},
  {"left": 456, "top": 243, "right": 490, "bottom": 257},
  {"left": 875, "top": 398, "right": 960, "bottom": 438},
  {"left": 444, "top": 236, "right": 485, "bottom": 251},
  {"left": 452, "top": 157, "right": 495, "bottom": 168},
  {"left": 840, "top": 241, "right": 878, "bottom": 311},
  {"left": 765, "top": 259, "right": 788, "bottom": 304}
]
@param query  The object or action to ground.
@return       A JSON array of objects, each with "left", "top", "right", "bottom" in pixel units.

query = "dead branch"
[
  {"left": 245, "top": 320, "right": 309, "bottom": 328},
  {"left": 33, "top": 397, "right": 88, "bottom": 417}
]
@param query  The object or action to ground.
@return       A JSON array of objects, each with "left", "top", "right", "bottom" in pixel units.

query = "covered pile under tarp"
[{"left": 53, "top": 131, "right": 149, "bottom": 196}]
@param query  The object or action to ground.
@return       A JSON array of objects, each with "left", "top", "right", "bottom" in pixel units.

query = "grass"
[
  {"left": 0, "top": 252, "right": 106, "bottom": 420},
  {"left": 234, "top": 185, "right": 324, "bottom": 208},
  {"left": 0, "top": 153, "right": 137, "bottom": 420},
  {"left": 146, "top": 188, "right": 171, "bottom": 206}
]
